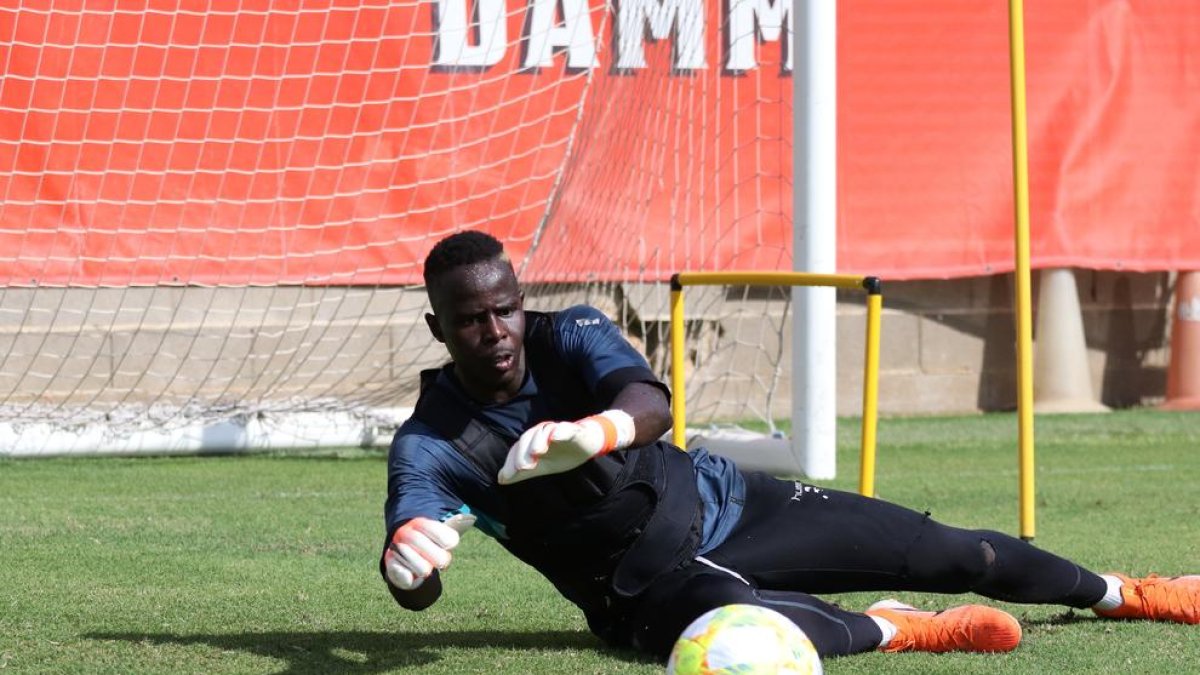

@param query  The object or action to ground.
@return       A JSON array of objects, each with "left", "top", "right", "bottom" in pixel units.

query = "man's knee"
[
  {"left": 979, "top": 537, "right": 997, "bottom": 567},
  {"left": 905, "top": 522, "right": 996, "bottom": 592},
  {"left": 630, "top": 571, "right": 757, "bottom": 659}
]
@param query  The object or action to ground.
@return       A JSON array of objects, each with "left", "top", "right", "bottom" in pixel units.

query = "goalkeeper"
[{"left": 381, "top": 230, "right": 1199, "bottom": 660}]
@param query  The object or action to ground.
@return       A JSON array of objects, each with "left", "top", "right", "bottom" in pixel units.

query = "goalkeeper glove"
[
  {"left": 497, "top": 409, "right": 636, "bottom": 485},
  {"left": 383, "top": 514, "right": 475, "bottom": 591}
]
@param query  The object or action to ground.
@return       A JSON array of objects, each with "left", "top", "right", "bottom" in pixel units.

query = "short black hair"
[{"left": 423, "top": 230, "right": 508, "bottom": 287}]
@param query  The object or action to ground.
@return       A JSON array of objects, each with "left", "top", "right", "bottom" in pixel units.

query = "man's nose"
[{"left": 482, "top": 313, "right": 507, "bottom": 339}]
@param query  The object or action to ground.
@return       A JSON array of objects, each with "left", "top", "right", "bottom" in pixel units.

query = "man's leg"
[
  {"left": 704, "top": 471, "right": 1110, "bottom": 608},
  {"left": 622, "top": 554, "right": 1023, "bottom": 660},
  {"left": 623, "top": 561, "right": 884, "bottom": 659}
]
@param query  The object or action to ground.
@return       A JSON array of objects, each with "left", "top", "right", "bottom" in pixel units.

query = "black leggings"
[{"left": 624, "top": 471, "right": 1108, "bottom": 659}]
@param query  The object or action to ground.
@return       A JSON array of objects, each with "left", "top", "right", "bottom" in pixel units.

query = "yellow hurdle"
[{"left": 669, "top": 271, "right": 883, "bottom": 497}]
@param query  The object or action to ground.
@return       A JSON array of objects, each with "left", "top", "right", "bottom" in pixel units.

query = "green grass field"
[{"left": 2, "top": 409, "right": 1198, "bottom": 674}]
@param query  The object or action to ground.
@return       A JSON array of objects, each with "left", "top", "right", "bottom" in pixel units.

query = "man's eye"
[{"left": 497, "top": 308, "right": 514, "bottom": 317}]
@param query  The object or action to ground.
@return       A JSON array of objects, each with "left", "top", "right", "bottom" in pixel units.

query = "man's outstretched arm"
[
  {"left": 610, "top": 380, "right": 671, "bottom": 446},
  {"left": 498, "top": 380, "right": 673, "bottom": 484}
]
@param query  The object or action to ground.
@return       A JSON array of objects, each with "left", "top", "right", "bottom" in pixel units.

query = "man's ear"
[{"left": 425, "top": 313, "right": 445, "bottom": 343}]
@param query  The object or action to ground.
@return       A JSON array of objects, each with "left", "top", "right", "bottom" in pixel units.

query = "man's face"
[{"left": 425, "top": 257, "right": 525, "bottom": 403}]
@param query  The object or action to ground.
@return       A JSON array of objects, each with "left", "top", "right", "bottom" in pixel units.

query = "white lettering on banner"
[
  {"left": 432, "top": 0, "right": 792, "bottom": 73},
  {"left": 725, "top": 0, "right": 791, "bottom": 71},
  {"left": 616, "top": 0, "right": 706, "bottom": 70},
  {"left": 435, "top": 0, "right": 508, "bottom": 67},
  {"left": 524, "top": 0, "right": 599, "bottom": 69}
]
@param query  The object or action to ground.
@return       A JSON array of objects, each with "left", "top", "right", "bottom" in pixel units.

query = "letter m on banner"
[
  {"left": 616, "top": 0, "right": 707, "bottom": 70},
  {"left": 727, "top": 0, "right": 792, "bottom": 71}
]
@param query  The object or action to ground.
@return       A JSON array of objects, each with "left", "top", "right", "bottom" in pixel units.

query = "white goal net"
[{"left": 0, "top": 0, "right": 795, "bottom": 455}]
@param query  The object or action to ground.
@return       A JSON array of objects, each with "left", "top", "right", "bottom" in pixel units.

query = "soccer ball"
[{"left": 665, "top": 604, "right": 823, "bottom": 675}]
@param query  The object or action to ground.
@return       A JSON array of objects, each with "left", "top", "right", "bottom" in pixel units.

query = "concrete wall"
[
  {"left": 0, "top": 286, "right": 439, "bottom": 415},
  {"left": 834, "top": 270, "right": 1173, "bottom": 415},
  {"left": 0, "top": 270, "right": 1176, "bottom": 425},
  {"left": 613, "top": 270, "right": 1174, "bottom": 418}
]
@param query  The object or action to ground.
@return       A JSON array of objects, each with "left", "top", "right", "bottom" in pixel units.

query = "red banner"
[
  {"left": 839, "top": 1, "right": 1200, "bottom": 279},
  {"left": 1, "top": 1, "right": 1197, "bottom": 285}
]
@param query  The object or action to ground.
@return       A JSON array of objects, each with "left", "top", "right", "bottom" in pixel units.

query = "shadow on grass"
[
  {"left": 1010, "top": 608, "right": 1103, "bottom": 627},
  {"left": 87, "top": 629, "right": 652, "bottom": 674}
]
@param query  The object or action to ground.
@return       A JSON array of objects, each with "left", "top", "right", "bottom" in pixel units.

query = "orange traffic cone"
[{"left": 1162, "top": 271, "right": 1200, "bottom": 410}]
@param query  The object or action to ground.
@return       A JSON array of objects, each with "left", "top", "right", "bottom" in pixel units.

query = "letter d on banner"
[
  {"left": 435, "top": 0, "right": 507, "bottom": 67},
  {"left": 1162, "top": 271, "right": 1200, "bottom": 410}
]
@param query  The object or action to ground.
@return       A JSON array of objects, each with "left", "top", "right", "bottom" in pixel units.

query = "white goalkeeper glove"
[
  {"left": 383, "top": 514, "right": 476, "bottom": 591},
  {"left": 497, "top": 409, "right": 636, "bottom": 485}
]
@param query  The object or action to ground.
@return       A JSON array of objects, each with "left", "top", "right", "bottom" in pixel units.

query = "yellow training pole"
[
  {"left": 669, "top": 277, "right": 687, "bottom": 449},
  {"left": 859, "top": 281, "right": 882, "bottom": 497},
  {"left": 1008, "top": 0, "right": 1036, "bottom": 540}
]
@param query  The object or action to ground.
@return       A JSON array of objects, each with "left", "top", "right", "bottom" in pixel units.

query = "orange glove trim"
[{"left": 582, "top": 414, "right": 619, "bottom": 454}]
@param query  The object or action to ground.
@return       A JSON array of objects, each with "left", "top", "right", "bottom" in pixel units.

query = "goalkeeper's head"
[
  {"left": 423, "top": 231, "right": 526, "bottom": 403},
  {"left": 423, "top": 230, "right": 513, "bottom": 288}
]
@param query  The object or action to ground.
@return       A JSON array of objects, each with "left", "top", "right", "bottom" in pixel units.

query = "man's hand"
[
  {"left": 497, "top": 410, "right": 635, "bottom": 484},
  {"left": 383, "top": 514, "right": 475, "bottom": 591}
]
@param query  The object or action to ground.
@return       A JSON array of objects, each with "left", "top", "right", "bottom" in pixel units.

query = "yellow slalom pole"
[
  {"left": 859, "top": 281, "right": 882, "bottom": 497},
  {"left": 669, "top": 276, "right": 687, "bottom": 449},
  {"left": 1008, "top": 0, "right": 1036, "bottom": 540}
]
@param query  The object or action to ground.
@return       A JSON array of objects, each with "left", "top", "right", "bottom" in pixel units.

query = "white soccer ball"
[{"left": 665, "top": 604, "right": 823, "bottom": 675}]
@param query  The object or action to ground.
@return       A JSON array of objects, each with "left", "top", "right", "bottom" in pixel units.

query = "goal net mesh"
[{"left": 0, "top": 0, "right": 793, "bottom": 454}]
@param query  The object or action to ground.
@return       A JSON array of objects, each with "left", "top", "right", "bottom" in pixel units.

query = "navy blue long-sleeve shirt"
[{"left": 384, "top": 304, "right": 745, "bottom": 555}]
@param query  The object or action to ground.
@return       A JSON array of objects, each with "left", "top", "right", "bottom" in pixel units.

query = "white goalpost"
[{"left": 792, "top": 0, "right": 838, "bottom": 479}]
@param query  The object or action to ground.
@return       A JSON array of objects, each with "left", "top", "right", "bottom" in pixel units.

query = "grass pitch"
[{"left": 2, "top": 409, "right": 1198, "bottom": 674}]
